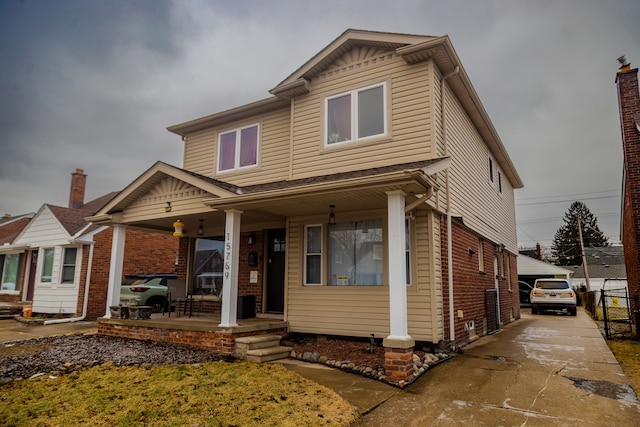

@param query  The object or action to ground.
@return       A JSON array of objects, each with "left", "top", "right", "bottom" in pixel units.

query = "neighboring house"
[
  {"left": 89, "top": 30, "right": 523, "bottom": 378},
  {"left": 616, "top": 57, "right": 640, "bottom": 324},
  {"left": 4, "top": 169, "right": 179, "bottom": 319},
  {"left": 571, "top": 246, "right": 627, "bottom": 293},
  {"left": 0, "top": 212, "right": 34, "bottom": 302},
  {"left": 517, "top": 255, "right": 573, "bottom": 287}
]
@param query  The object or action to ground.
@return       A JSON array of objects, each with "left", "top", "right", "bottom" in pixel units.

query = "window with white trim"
[
  {"left": 217, "top": 124, "right": 259, "bottom": 172},
  {"left": 0, "top": 253, "right": 23, "bottom": 292},
  {"left": 61, "top": 247, "right": 78, "bottom": 284},
  {"left": 304, "top": 225, "right": 323, "bottom": 285},
  {"left": 405, "top": 219, "right": 412, "bottom": 286},
  {"left": 478, "top": 238, "right": 485, "bottom": 273},
  {"left": 325, "top": 83, "right": 386, "bottom": 145},
  {"left": 41, "top": 248, "right": 54, "bottom": 283},
  {"left": 497, "top": 169, "right": 503, "bottom": 193},
  {"left": 328, "top": 220, "right": 383, "bottom": 286}
]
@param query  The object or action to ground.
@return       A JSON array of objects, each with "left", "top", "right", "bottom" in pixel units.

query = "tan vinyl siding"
[
  {"left": 441, "top": 79, "right": 518, "bottom": 252},
  {"left": 286, "top": 212, "right": 440, "bottom": 342},
  {"left": 290, "top": 51, "right": 435, "bottom": 179},
  {"left": 182, "top": 107, "right": 291, "bottom": 186}
]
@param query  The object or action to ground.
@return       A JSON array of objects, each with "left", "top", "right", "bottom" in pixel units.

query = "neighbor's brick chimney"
[
  {"left": 616, "top": 56, "right": 640, "bottom": 322},
  {"left": 69, "top": 168, "right": 87, "bottom": 209}
]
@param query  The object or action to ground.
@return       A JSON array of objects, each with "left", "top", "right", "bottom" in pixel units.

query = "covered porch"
[{"left": 98, "top": 312, "right": 290, "bottom": 361}]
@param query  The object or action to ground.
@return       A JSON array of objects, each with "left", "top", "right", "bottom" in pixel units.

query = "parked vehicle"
[
  {"left": 530, "top": 278, "right": 576, "bottom": 316},
  {"left": 519, "top": 281, "right": 533, "bottom": 306},
  {"left": 120, "top": 275, "right": 176, "bottom": 312}
]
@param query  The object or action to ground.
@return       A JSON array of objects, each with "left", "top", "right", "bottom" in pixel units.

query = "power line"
[{"left": 516, "top": 194, "right": 619, "bottom": 206}]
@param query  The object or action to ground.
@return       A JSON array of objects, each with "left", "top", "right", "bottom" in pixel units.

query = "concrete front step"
[
  {"left": 235, "top": 334, "right": 282, "bottom": 357},
  {"left": 245, "top": 346, "right": 293, "bottom": 363}
]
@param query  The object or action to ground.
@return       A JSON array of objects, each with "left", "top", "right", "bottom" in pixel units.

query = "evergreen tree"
[{"left": 551, "top": 201, "right": 609, "bottom": 266}]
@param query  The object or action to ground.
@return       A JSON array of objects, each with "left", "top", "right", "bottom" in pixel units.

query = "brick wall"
[
  {"left": 86, "top": 228, "right": 179, "bottom": 319},
  {"left": 441, "top": 217, "right": 520, "bottom": 348},
  {"left": 617, "top": 66, "right": 640, "bottom": 320}
]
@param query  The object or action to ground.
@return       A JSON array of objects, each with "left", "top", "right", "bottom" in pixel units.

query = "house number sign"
[{"left": 224, "top": 232, "right": 232, "bottom": 280}]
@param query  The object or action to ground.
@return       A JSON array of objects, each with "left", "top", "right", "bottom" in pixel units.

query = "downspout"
[
  {"left": 442, "top": 65, "right": 459, "bottom": 347},
  {"left": 44, "top": 242, "right": 94, "bottom": 325}
]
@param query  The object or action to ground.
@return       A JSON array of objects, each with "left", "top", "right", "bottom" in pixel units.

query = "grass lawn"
[
  {"left": 0, "top": 360, "right": 358, "bottom": 427},
  {"left": 607, "top": 338, "right": 640, "bottom": 395}
]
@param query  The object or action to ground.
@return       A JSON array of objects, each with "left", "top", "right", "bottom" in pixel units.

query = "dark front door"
[
  {"left": 27, "top": 250, "right": 37, "bottom": 301},
  {"left": 265, "top": 228, "right": 286, "bottom": 313}
]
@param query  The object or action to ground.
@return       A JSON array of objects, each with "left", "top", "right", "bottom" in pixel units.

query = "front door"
[
  {"left": 265, "top": 228, "right": 285, "bottom": 313},
  {"left": 27, "top": 250, "right": 37, "bottom": 301}
]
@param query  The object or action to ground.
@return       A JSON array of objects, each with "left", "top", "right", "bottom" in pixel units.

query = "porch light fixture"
[
  {"left": 197, "top": 219, "right": 204, "bottom": 236},
  {"left": 248, "top": 233, "right": 255, "bottom": 245},
  {"left": 173, "top": 219, "right": 185, "bottom": 237},
  {"left": 164, "top": 201, "right": 172, "bottom": 212},
  {"left": 328, "top": 205, "right": 336, "bottom": 225}
]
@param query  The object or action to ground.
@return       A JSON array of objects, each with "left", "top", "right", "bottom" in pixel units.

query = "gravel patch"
[{"left": 0, "top": 334, "right": 231, "bottom": 382}]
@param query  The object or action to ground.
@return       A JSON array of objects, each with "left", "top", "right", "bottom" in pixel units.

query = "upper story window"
[
  {"left": 217, "top": 124, "right": 259, "bottom": 172},
  {"left": 325, "top": 82, "right": 386, "bottom": 146}
]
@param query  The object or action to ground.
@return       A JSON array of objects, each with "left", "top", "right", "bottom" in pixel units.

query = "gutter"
[{"left": 44, "top": 242, "right": 94, "bottom": 325}]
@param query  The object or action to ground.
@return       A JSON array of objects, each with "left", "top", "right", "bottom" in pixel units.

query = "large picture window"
[
  {"left": 217, "top": 124, "right": 259, "bottom": 172},
  {"left": 0, "top": 253, "right": 23, "bottom": 292},
  {"left": 326, "top": 83, "right": 386, "bottom": 145},
  {"left": 61, "top": 247, "right": 77, "bottom": 284},
  {"left": 41, "top": 248, "right": 54, "bottom": 283},
  {"left": 328, "top": 220, "right": 383, "bottom": 286}
]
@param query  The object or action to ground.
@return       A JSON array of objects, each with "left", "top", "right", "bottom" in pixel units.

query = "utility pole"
[{"left": 577, "top": 213, "right": 591, "bottom": 291}]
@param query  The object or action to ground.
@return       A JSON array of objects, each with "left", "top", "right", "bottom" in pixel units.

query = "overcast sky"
[{"left": 1, "top": 0, "right": 639, "bottom": 250}]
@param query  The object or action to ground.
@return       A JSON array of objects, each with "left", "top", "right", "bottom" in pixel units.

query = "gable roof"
[
  {"left": 47, "top": 192, "right": 118, "bottom": 236},
  {"left": 518, "top": 255, "right": 573, "bottom": 278},
  {"left": 571, "top": 246, "right": 626, "bottom": 279},
  {"left": 168, "top": 29, "right": 522, "bottom": 189}
]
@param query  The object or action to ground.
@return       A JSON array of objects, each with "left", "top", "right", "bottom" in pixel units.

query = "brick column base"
[{"left": 384, "top": 346, "right": 414, "bottom": 385}]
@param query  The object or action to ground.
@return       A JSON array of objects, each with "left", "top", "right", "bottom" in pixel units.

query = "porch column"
[
  {"left": 384, "top": 190, "right": 414, "bottom": 385},
  {"left": 105, "top": 224, "right": 126, "bottom": 317},
  {"left": 219, "top": 209, "right": 242, "bottom": 327},
  {"left": 385, "top": 190, "right": 411, "bottom": 340}
]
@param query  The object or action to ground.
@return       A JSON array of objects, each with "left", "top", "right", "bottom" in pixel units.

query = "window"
[
  {"left": 498, "top": 170, "right": 503, "bottom": 193},
  {"left": 0, "top": 253, "right": 23, "bottom": 292},
  {"left": 488, "top": 156, "right": 494, "bottom": 183},
  {"left": 61, "top": 247, "right": 77, "bottom": 284},
  {"left": 326, "top": 83, "right": 386, "bottom": 145},
  {"left": 329, "top": 220, "right": 383, "bottom": 286},
  {"left": 304, "top": 225, "right": 323, "bottom": 285},
  {"left": 193, "top": 237, "right": 224, "bottom": 296},
  {"left": 217, "top": 124, "right": 259, "bottom": 172},
  {"left": 405, "top": 219, "right": 411, "bottom": 286},
  {"left": 41, "top": 248, "right": 54, "bottom": 283}
]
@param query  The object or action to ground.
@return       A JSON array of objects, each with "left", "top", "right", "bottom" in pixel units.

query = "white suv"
[{"left": 530, "top": 279, "right": 577, "bottom": 316}]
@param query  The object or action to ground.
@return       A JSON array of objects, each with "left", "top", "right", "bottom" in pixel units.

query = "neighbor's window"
[
  {"left": 61, "top": 247, "right": 78, "bottom": 284},
  {"left": 498, "top": 170, "right": 503, "bottom": 193},
  {"left": 326, "top": 83, "right": 386, "bottom": 145},
  {"left": 0, "top": 253, "right": 23, "bottom": 292},
  {"left": 329, "top": 220, "right": 383, "bottom": 286},
  {"left": 41, "top": 248, "right": 54, "bottom": 283},
  {"left": 217, "top": 124, "right": 259, "bottom": 172},
  {"left": 304, "top": 225, "right": 323, "bottom": 285}
]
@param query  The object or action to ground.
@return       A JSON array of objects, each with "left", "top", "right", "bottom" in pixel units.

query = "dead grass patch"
[
  {"left": 607, "top": 339, "right": 640, "bottom": 394},
  {"left": 0, "top": 361, "right": 358, "bottom": 426}
]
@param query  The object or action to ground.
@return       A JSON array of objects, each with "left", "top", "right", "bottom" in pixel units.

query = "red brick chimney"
[
  {"left": 69, "top": 168, "right": 87, "bottom": 209},
  {"left": 616, "top": 56, "right": 640, "bottom": 321}
]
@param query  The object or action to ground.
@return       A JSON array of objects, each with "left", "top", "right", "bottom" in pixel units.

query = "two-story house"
[{"left": 90, "top": 30, "right": 523, "bottom": 382}]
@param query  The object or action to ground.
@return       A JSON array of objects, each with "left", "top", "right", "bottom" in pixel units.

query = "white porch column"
[
  {"left": 385, "top": 190, "right": 412, "bottom": 341},
  {"left": 219, "top": 209, "right": 242, "bottom": 327},
  {"left": 105, "top": 224, "right": 127, "bottom": 317}
]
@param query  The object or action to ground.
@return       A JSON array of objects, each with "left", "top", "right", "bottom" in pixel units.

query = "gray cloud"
[{"left": 1, "top": 0, "right": 638, "bottom": 251}]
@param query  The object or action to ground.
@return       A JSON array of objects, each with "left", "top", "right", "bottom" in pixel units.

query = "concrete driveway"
[{"left": 353, "top": 309, "right": 640, "bottom": 426}]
